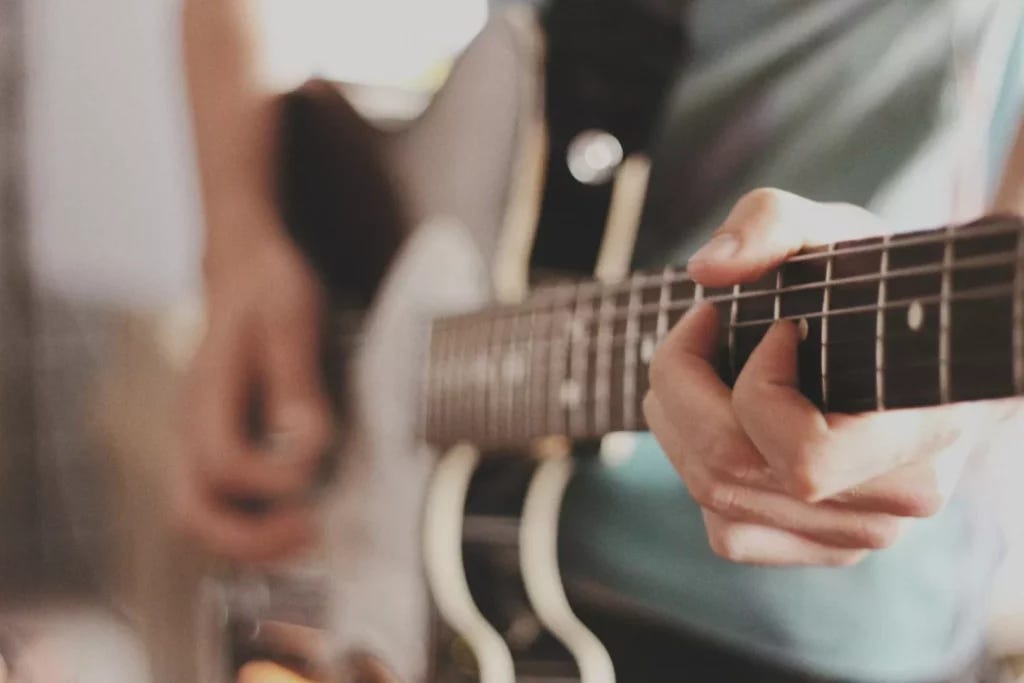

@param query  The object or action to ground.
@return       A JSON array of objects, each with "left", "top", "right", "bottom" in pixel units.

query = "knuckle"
[
  {"left": 855, "top": 516, "right": 902, "bottom": 550},
  {"left": 687, "top": 472, "right": 741, "bottom": 516},
  {"left": 684, "top": 472, "right": 714, "bottom": 508},
  {"left": 704, "top": 481, "right": 742, "bottom": 516},
  {"left": 736, "top": 188, "right": 784, "bottom": 226},
  {"left": 897, "top": 488, "right": 943, "bottom": 518},
  {"left": 708, "top": 524, "right": 747, "bottom": 562},
  {"left": 704, "top": 438, "right": 744, "bottom": 470},
  {"left": 782, "top": 440, "right": 829, "bottom": 502}
]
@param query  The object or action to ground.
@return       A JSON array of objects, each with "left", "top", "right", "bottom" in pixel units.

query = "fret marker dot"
[
  {"left": 907, "top": 301, "right": 925, "bottom": 331},
  {"left": 559, "top": 380, "right": 581, "bottom": 408},
  {"left": 797, "top": 318, "right": 809, "bottom": 341},
  {"left": 640, "top": 336, "right": 657, "bottom": 363}
]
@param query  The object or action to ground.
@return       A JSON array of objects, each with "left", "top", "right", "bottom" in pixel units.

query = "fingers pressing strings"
[{"left": 644, "top": 390, "right": 902, "bottom": 550}]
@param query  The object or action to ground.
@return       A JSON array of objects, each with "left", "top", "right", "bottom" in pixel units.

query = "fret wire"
[
  {"left": 594, "top": 285, "right": 615, "bottom": 435},
  {"left": 464, "top": 317, "right": 480, "bottom": 445},
  {"left": 773, "top": 271, "right": 781, "bottom": 321},
  {"left": 549, "top": 289, "right": 572, "bottom": 437},
  {"left": 450, "top": 322, "right": 465, "bottom": 443},
  {"left": 729, "top": 284, "right": 740, "bottom": 378},
  {"left": 940, "top": 230, "right": 953, "bottom": 403},
  {"left": 623, "top": 273, "right": 642, "bottom": 430},
  {"left": 521, "top": 306, "right": 533, "bottom": 439},
  {"left": 541, "top": 303, "right": 558, "bottom": 436},
  {"left": 1015, "top": 228, "right": 1024, "bottom": 394},
  {"left": 569, "top": 286, "right": 590, "bottom": 437},
  {"left": 487, "top": 311, "right": 503, "bottom": 444},
  {"left": 506, "top": 309, "right": 525, "bottom": 444},
  {"left": 527, "top": 304, "right": 541, "bottom": 438},
  {"left": 876, "top": 235, "right": 890, "bottom": 410},
  {"left": 427, "top": 324, "right": 443, "bottom": 443},
  {"left": 821, "top": 243, "right": 834, "bottom": 411},
  {"left": 514, "top": 310, "right": 530, "bottom": 439},
  {"left": 502, "top": 311, "right": 518, "bottom": 443},
  {"left": 475, "top": 313, "right": 489, "bottom": 442},
  {"left": 497, "top": 312, "right": 510, "bottom": 443},
  {"left": 492, "top": 313, "right": 505, "bottom": 445},
  {"left": 438, "top": 323, "right": 453, "bottom": 443},
  {"left": 656, "top": 265, "right": 671, "bottom": 339},
  {"left": 440, "top": 320, "right": 455, "bottom": 445}
]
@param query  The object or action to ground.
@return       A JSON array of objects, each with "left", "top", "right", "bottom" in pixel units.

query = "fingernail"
[{"left": 689, "top": 233, "right": 740, "bottom": 264}]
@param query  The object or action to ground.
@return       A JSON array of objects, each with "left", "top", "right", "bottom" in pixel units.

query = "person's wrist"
[{"left": 201, "top": 197, "right": 286, "bottom": 284}]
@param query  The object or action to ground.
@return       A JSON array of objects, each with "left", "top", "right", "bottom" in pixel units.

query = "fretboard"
[{"left": 424, "top": 215, "right": 1024, "bottom": 449}]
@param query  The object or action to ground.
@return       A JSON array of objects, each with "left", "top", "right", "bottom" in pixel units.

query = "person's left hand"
[{"left": 644, "top": 189, "right": 1019, "bottom": 566}]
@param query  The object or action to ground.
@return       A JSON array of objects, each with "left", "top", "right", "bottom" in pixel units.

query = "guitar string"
[
  {"left": 428, "top": 347, "right": 1018, "bottom": 443},
  {"left": 436, "top": 250, "right": 1020, "bottom": 330},
  {"left": 433, "top": 285, "right": 1016, "bottom": 347},
  {"left": 424, "top": 223, "right": 1023, "bottom": 437},
  {"left": 502, "top": 220, "right": 1024, "bottom": 304},
  {"left": 428, "top": 288, "right": 1017, "bottom": 396},
  {"left": 429, "top": 341, "right": 1018, "bottom": 432}
]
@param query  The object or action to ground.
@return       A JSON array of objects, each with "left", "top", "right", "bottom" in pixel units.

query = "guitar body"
[{"left": 324, "top": 219, "right": 490, "bottom": 683}]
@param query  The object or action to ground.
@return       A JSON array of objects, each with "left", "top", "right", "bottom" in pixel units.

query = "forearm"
[
  {"left": 994, "top": 118, "right": 1024, "bottom": 216},
  {"left": 182, "top": 0, "right": 282, "bottom": 271}
]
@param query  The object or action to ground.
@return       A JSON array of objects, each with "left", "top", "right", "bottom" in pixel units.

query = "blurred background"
[
  {"left": 1, "top": 0, "right": 1024, "bottom": 681},
  {"left": 2, "top": 1, "right": 494, "bottom": 678}
]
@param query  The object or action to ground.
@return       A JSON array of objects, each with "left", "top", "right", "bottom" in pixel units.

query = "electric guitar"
[{"left": 198, "top": 8, "right": 1024, "bottom": 683}]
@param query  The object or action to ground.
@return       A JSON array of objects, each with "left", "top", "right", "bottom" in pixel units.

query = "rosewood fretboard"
[{"left": 424, "top": 215, "right": 1024, "bottom": 449}]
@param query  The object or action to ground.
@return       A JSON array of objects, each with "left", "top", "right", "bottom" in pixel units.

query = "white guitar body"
[
  {"left": 328, "top": 217, "right": 614, "bottom": 683},
  {"left": 325, "top": 219, "right": 488, "bottom": 683}
]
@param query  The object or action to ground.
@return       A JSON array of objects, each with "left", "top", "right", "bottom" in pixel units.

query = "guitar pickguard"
[{"left": 324, "top": 218, "right": 491, "bottom": 683}]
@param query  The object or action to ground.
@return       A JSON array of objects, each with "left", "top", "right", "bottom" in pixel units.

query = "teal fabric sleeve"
[
  {"left": 557, "top": 1, "right": 1018, "bottom": 681},
  {"left": 989, "top": 14, "right": 1024, "bottom": 192},
  {"left": 560, "top": 437, "right": 1000, "bottom": 682}
]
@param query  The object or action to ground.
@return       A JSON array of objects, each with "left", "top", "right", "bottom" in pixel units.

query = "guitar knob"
[{"left": 566, "top": 129, "right": 623, "bottom": 185}]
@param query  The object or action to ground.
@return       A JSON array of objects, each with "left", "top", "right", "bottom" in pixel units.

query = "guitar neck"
[{"left": 424, "top": 215, "right": 1024, "bottom": 449}]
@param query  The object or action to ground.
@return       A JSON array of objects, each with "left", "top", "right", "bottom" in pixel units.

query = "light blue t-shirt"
[{"left": 559, "top": 1, "right": 1024, "bottom": 681}]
